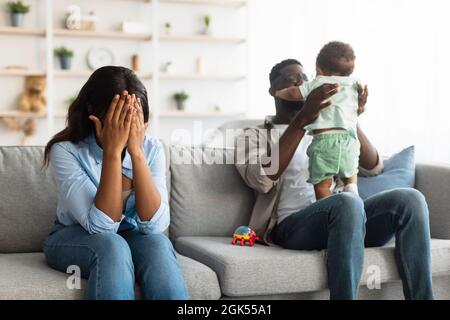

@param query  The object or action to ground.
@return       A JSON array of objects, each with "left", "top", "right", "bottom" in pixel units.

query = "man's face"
[{"left": 270, "top": 64, "right": 308, "bottom": 111}]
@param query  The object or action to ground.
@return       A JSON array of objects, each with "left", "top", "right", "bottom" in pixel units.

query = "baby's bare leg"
[
  {"left": 314, "top": 178, "right": 333, "bottom": 200},
  {"left": 342, "top": 175, "right": 357, "bottom": 185},
  {"left": 342, "top": 175, "right": 359, "bottom": 195}
]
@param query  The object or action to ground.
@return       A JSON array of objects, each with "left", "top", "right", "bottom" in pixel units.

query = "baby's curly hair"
[{"left": 316, "top": 41, "right": 355, "bottom": 76}]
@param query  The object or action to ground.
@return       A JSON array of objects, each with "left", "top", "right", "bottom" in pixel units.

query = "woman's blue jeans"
[
  {"left": 43, "top": 223, "right": 188, "bottom": 300},
  {"left": 272, "top": 188, "right": 434, "bottom": 300}
]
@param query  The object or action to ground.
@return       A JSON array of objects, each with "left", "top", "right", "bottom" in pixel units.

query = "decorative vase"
[
  {"left": 11, "top": 13, "right": 25, "bottom": 27},
  {"left": 60, "top": 56, "right": 72, "bottom": 70},
  {"left": 201, "top": 26, "right": 211, "bottom": 36},
  {"left": 196, "top": 56, "right": 204, "bottom": 74},
  {"left": 132, "top": 54, "right": 140, "bottom": 72},
  {"left": 176, "top": 100, "right": 185, "bottom": 111}
]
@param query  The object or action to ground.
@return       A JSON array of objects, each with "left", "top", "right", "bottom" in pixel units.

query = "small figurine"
[
  {"left": 65, "top": 5, "right": 97, "bottom": 31},
  {"left": 231, "top": 226, "right": 259, "bottom": 247},
  {"left": 65, "top": 5, "right": 81, "bottom": 30}
]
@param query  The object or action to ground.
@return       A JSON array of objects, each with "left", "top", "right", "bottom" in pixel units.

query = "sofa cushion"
[
  {"left": 0, "top": 252, "right": 221, "bottom": 300},
  {"left": 175, "top": 236, "right": 450, "bottom": 297},
  {"left": 0, "top": 252, "right": 83, "bottom": 299},
  {"left": 0, "top": 146, "right": 57, "bottom": 253},
  {"left": 169, "top": 146, "right": 255, "bottom": 240},
  {"left": 176, "top": 253, "right": 222, "bottom": 299},
  {"left": 358, "top": 146, "right": 415, "bottom": 200}
]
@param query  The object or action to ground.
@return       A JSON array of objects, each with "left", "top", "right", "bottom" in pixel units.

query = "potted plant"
[
  {"left": 164, "top": 21, "right": 171, "bottom": 35},
  {"left": 6, "top": 1, "right": 30, "bottom": 27},
  {"left": 202, "top": 15, "right": 211, "bottom": 35},
  {"left": 172, "top": 91, "right": 189, "bottom": 111},
  {"left": 54, "top": 46, "right": 74, "bottom": 70}
]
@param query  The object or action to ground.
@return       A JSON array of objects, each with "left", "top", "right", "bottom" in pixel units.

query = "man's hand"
[
  {"left": 127, "top": 97, "right": 149, "bottom": 157},
  {"left": 357, "top": 82, "right": 369, "bottom": 116},
  {"left": 296, "top": 83, "right": 339, "bottom": 127}
]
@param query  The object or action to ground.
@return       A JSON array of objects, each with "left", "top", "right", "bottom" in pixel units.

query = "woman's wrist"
[
  {"left": 103, "top": 146, "right": 123, "bottom": 159},
  {"left": 128, "top": 145, "right": 145, "bottom": 159}
]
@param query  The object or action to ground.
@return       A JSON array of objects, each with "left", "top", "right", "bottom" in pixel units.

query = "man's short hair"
[
  {"left": 316, "top": 41, "right": 355, "bottom": 76},
  {"left": 269, "top": 59, "right": 303, "bottom": 86}
]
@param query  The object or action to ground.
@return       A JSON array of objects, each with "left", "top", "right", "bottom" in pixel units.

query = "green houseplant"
[
  {"left": 6, "top": 1, "right": 30, "bottom": 27},
  {"left": 173, "top": 91, "right": 189, "bottom": 111},
  {"left": 54, "top": 46, "right": 74, "bottom": 70},
  {"left": 164, "top": 21, "right": 171, "bottom": 35},
  {"left": 202, "top": 15, "right": 211, "bottom": 35}
]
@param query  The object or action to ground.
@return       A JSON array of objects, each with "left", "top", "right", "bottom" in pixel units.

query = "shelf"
[
  {"left": 160, "top": 0, "right": 247, "bottom": 7},
  {"left": 0, "top": 110, "right": 67, "bottom": 118},
  {"left": 0, "top": 69, "right": 152, "bottom": 79},
  {"left": 54, "top": 69, "right": 152, "bottom": 79},
  {"left": 53, "top": 29, "right": 152, "bottom": 41},
  {"left": 0, "top": 69, "right": 45, "bottom": 77},
  {"left": 0, "top": 26, "right": 45, "bottom": 37},
  {"left": 160, "top": 73, "right": 245, "bottom": 81},
  {"left": 0, "top": 110, "right": 47, "bottom": 119},
  {"left": 160, "top": 34, "right": 245, "bottom": 44},
  {"left": 158, "top": 111, "right": 244, "bottom": 118}
]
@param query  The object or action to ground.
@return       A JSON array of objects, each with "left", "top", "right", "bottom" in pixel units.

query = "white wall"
[{"left": 246, "top": 0, "right": 450, "bottom": 164}]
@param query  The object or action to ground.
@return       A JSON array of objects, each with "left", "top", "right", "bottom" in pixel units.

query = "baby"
[{"left": 276, "top": 41, "right": 363, "bottom": 200}]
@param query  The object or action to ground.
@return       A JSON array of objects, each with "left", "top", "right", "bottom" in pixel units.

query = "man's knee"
[
  {"left": 388, "top": 188, "right": 429, "bottom": 221},
  {"left": 331, "top": 193, "right": 366, "bottom": 225}
]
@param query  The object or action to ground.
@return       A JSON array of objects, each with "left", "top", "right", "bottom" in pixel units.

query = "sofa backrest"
[
  {"left": 0, "top": 143, "right": 172, "bottom": 253},
  {"left": 169, "top": 145, "right": 255, "bottom": 240},
  {"left": 0, "top": 146, "right": 56, "bottom": 253},
  {"left": 415, "top": 162, "right": 450, "bottom": 239},
  {"left": 3, "top": 145, "right": 445, "bottom": 253}
]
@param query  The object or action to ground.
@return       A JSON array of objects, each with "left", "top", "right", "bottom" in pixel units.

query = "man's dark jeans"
[{"left": 272, "top": 188, "right": 434, "bottom": 300}]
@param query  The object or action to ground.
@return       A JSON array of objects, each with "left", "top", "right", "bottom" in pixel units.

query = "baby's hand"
[{"left": 275, "top": 87, "right": 303, "bottom": 101}]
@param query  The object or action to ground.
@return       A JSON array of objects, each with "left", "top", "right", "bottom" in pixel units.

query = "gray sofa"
[{"left": 0, "top": 145, "right": 449, "bottom": 300}]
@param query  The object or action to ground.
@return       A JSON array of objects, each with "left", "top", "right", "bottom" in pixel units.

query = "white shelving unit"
[
  {"left": 160, "top": 0, "right": 246, "bottom": 8},
  {"left": 159, "top": 111, "right": 244, "bottom": 118},
  {"left": 0, "top": 0, "right": 249, "bottom": 144},
  {"left": 160, "top": 34, "right": 245, "bottom": 43},
  {"left": 0, "top": 26, "right": 44, "bottom": 36},
  {"left": 159, "top": 73, "right": 245, "bottom": 81},
  {"left": 53, "top": 28, "right": 153, "bottom": 41}
]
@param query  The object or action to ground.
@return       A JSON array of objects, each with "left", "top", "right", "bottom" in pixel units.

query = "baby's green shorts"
[{"left": 306, "top": 131, "right": 361, "bottom": 185}]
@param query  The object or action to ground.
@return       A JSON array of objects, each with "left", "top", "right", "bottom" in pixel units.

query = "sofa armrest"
[{"left": 415, "top": 163, "right": 450, "bottom": 239}]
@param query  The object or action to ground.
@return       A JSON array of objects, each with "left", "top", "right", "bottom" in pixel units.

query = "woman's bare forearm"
[
  {"left": 94, "top": 150, "right": 124, "bottom": 222},
  {"left": 131, "top": 150, "right": 161, "bottom": 221}
]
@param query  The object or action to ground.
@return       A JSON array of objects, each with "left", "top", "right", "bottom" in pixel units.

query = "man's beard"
[{"left": 279, "top": 98, "right": 304, "bottom": 111}]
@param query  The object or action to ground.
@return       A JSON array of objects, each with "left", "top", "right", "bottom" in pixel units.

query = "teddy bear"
[
  {"left": 0, "top": 117, "right": 36, "bottom": 145},
  {"left": 19, "top": 76, "right": 47, "bottom": 112}
]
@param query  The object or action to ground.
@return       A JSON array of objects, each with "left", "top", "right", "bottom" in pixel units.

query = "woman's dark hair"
[{"left": 43, "top": 66, "right": 149, "bottom": 167}]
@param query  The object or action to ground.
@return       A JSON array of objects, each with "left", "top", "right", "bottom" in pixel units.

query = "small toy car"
[{"left": 231, "top": 226, "right": 259, "bottom": 247}]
